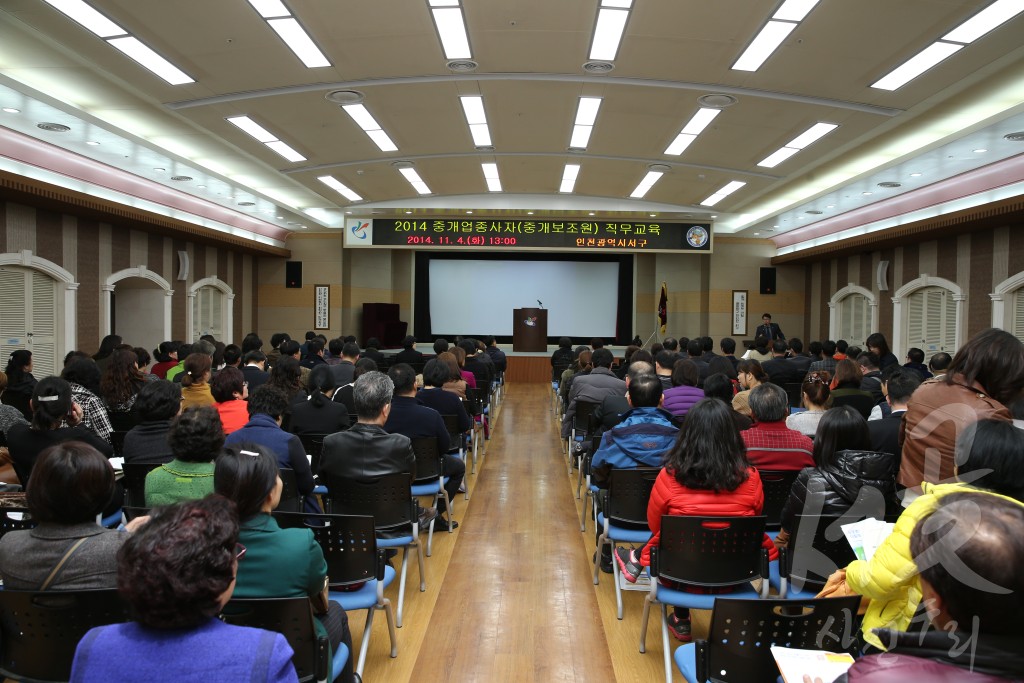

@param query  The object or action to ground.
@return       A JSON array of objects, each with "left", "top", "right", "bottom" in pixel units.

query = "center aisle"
[{"left": 411, "top": 382, "right": 616, "bottom": 682}]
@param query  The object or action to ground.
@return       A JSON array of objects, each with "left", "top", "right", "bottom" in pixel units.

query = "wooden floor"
[{"left": 353, "top": 382, "right": 707, "bottom": 682}]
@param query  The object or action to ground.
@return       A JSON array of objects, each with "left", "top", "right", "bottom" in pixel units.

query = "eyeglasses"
[{"left": 235, "top": 543, "right": 247, "bottom": 560}]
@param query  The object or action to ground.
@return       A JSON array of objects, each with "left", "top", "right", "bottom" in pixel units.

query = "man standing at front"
[{"left": 757, "top": 313, "right": 785, "bottom": 342}]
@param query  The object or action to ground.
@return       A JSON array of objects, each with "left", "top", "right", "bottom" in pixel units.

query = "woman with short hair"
[
  {"left": 122, "top": 380, "right": 180, "bottom": 465},
  {"left": 3, "top": 349, "right": 36, "bottom": 418},
  {"left": 144, "top": 406, "right": 223, "bottom": 506},
  {"left": 211, "top": 366, "right": 249, "bottom": 435},
  {"left": 180, "top": 353, "right": 215, "bottom": 410},
  {"left": 69, "top": 495, "right": 299, "bottom": 683}
]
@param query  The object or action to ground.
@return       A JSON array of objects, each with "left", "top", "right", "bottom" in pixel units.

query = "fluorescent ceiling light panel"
[
  {"left": 267, "top": 17, "right": 331, "bottom": 68},
  {"left": 569, "top": 125, "right": 594, "bottom": 149},
  {"left": 318, "top": 175, "right": 363, "bottom": 202},
  {"left": 589, "top": 8, "right": 630, "bottom": 61},
  {"left": 246, "top": 0, "right": 290, "bottom": 18},
  {"left": 399, "top": 167, "right": 432, "bottom": 195},
  {"left": 460, "top": 96, "right": 487, "bottom": 124},
  {"left": 664, "top": 133, "right": 697, "bottom": 156},
  {"left": 757, "top": 146, "right": 801, "bottom": 168},
  {"left": 700, "top": 180, "right": 746, "bottom": 206},
  {"left": 366, "top": 129, "right": 398, "bottom": 152},
  {"left": 485, "top": 177, "right": 502, "bottom": 192},
  {"left": 943, "top": 0, "right": 1024, "bottom": 43},
  {"left": 431, "top": 7, "right": 472, "bottom": 59},
  {"left": 560, "top": 164, "right": 580, "bottom": 193},
  {"left": 680, "top": 107, "right": 721, "bottom": 135},
  {"left": 871, "top": 41, "right": 963, "bottom": 90},
  {"left": 342, "top": 104, "right": 380, "bottom": 132},
  {"left": 428, "top": 0, "right": 459, "bottom": 7},
  {"left": 468, "top": 124, "right": 492, "bottom": 147},
  {"left": 786, "top": 122, "right": 838, "bottom": 148},
  {"left": 732, "top": 20, "right": 797, "bottom": 71},
  {"left": 226, "top": 116, "right": 277, "bottom": 143},
  {"left": 264, "top": 140, "right": 306, "bottom": 162},
  {"left": 773, "top": 0, "right": 820, "bottom": 22},
  {"left": 42, "top": 0, "right": 126, "bottom": 38},
  {"left": 601, "top": 0, "right": 633, "bottom": 7},
  {"left": 106, "top": 37, "right": 194, "bottom": 84},
  {"left": 575, "top": 97, "right": 602, "bottom": 126},
  {"left": 630, "top": 171, "right": 663, "bottom": 199}
]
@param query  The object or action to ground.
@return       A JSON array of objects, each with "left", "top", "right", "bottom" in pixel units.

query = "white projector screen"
[{"left": 427, "top": 259, "right": 620, "bottom": 337}]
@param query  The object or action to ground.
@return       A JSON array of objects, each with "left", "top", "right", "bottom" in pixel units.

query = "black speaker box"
[
  {"left": 285, "top": 261, "right": 302, "bottom": 288},
  {"left": 759, "top": 267, "right": 776, "bottom": 295}
]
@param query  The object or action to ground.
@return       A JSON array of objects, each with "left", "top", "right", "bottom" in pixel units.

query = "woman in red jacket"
[{"left": 615, "top": 397, "right": 774, "bottom": 642}]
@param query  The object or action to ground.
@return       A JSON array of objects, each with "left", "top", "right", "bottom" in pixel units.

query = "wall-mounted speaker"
[
  {"left": 176, "top": 250, "right": 189, "bottom": 281},
  {"left": 877, "top": 260, "right": 890, "bottom": 291},
  {"left": 285, "top": 261, "right": 302, "bottom": 289},
  {"left": 759, "top": 267, "right": 777, "bottom": 295}
]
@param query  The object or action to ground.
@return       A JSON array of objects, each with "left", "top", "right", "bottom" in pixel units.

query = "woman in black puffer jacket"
[{"left": 776, "top": 405, "right": 900, "bottom": 548}]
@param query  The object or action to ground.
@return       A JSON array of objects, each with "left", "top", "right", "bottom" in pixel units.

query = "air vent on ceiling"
[
  {"left": 1003, "top": 131, "right": 1024, "bottom": 142},
  {"left": 238, "top": 201, "right": 256, "bottom": 206},
  {"left": 475, "top": 145, "right": 495, "bottom": 151},
  {"left": 325, "top": 90, "right": 365, "bottom": 105},
  {"left": 648, "top": 163, "right": 672, "bottom": 173},
  {"left": 170, "top": 175, "right": 193, "bottom": 182},
  {"left": 697, "top": 93, "right": 738, "bottom": 109},
  {"left": 391, "top": 160, "right": 415, "bottom": 169},
  {"left": 37, "top": 122, "right": 70, "bottom": 132},
  {"left": 583, "top": 60, "right": 614, "bottom": 74},
  {"left": 447, "top": 60, "right": 478, "bottom": 72},
  {"left": 878, "top": 181, "right": 902, "bottom": 188},
  {"left": 805, "top": 209, "right": 823, "bottom": 215}
]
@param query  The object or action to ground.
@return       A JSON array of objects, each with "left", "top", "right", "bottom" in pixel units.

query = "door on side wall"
[
  {"left": 838, "top": 293, "right": 870, "bottom": 346},
  {"left": 192, "top": 285, "right": 225, "bottom": 341},
  {"left": 0, "top": 266, "right": 58, "bottom": 378},
  {"left": 906, "top": 286, "right": 957, "bottom": 361}
]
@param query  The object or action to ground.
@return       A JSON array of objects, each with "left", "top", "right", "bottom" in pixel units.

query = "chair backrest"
[
  {"left": 410, "top": 436, "right": 443, "bottom": 482},
  {"left": 782, "top": 382, "right": 803, "bottom": 408},
  {"left": 297, "top": 433, "right": 329, "bottom": 476},
  {"left": 319, "top": 471, "right": 416, "bottom": 532},
  {"left": 108, "top": 430, "right": 129, "bottom": 457},
  {"left": 440, "top": 414, "right": 463, "bottom": 446},
  {"left": 0, "top": 508, "right": 36, "bottom": 542},
  {"left": 121, "top": 462, "right": 161, "bottom": 508},
  {"left": 277, "top": 468, "right": 302, "bottom": 513},
  {"left": 108, "top": 412, "right": 138, "bottom": 433},
  {"left": 122, "top": 506, "right": 151, "bottom": 522},
  {"left": 698, "top": 596, "right": 863, "bottom": 683},
  {"left": 573, "top": 400, "right": 600, "bottom": 433},
  {"left": 466, "top": 387, "right": 488, "bottom": 414},
  {"left": 606, "top": 467, "right": 660, "bottom": 526},
  {"left": 655, "top": 515, "right": 768, "bottom": 587},
  {"left": 272, "top": 511, "right": 380, "bottom": 589},
  {"left": 0, "top": 589, "right": 130, "bottom": 682},
  {"left": 758, "top": 470, "right": 801, "bottom": 530},
  {"left": 220, "top": 596, "right": 326, "bottom": 683}
]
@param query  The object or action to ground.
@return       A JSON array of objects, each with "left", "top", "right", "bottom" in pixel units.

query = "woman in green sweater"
[{"left": 144, "top": 406, "right": 223, "bottom": 506}]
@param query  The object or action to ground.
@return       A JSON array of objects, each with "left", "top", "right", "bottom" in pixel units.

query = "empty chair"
[{"left": 121, "top": 462, "right": 161, "bottom": 509}]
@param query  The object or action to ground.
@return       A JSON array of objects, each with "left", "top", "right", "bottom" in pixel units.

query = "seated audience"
[
  {"left": 150, "top": 341, "right": 179, "bottom": 380},
  {"left": 394, "top": 335, "right": 424, "bottom": 365},
  {"left": 0, "top": 442, "right": 131, "bottom": 589},
  {"left": 70, "top": 496, "right": 299, "bottom": 683},
  {"left": 562, "top": 349, "right": 625, "bottom": 440},
  {"left": 902, "top": 347, "right": 932, "bottom": 380},
  {"left": 732, "top": 359, "right": 766, "bottom": 418},
  {"left": 299, "top": 339, "right": 327, "bottom": 370},
  {"left": 762, "top": 340, "right": 803, "bottom": 385},
  {"left": 900, "top": 328, "right": 1022, "bottom": 492},
  {"left": 242, "top": 350, "right": 271, "bottom": 391},
  {"left": 786, "top": 338, "right": 812, "bottom": 375},
  {"left": 215, "top": 445, "right": 355, "bottom": 683},
  {"left": 614, "top": 398, "right": 777, "bottom": 642},
  {"left": 842, "top": 493, "right": 1023, "bottom": 681},
  {"left": 927, "top": 351, "right": 952, "bottom": 379},
  {"left": 720, "top": 337, "right": 740, "bottom": 369},
  {"left": 180, "top": 353, "right": 216, "bottom": 410},
  {"left": 0, "top": 371, "right": 30, "bottom": 437},
  {"left": 164, "top": 342, "right": 192, "bottom": 382},
  {"left": 865, "top": 332, "right": 899, "bottom": 371},
  {"left": 7, "top": 376, "right": 112, "bottom": 486},
  {"left": 266, "top": 332, "right": 288, "bottom": 368},
  {"left": 484, "top": 335, "right": 507, "bottom": 373},
  {"left": 144, "top": 406, "right": 223, "bottom": 507},
  {"left": 361, "top": 338, "right": 385, "bottom": 364},
  {"left": 809, "top": 340, "right": 838, "bottom": 375},
  {"left": 741, "top": 383, "right": 814, "bottom": 470},
  {"left": 857, "top": 352, "right": 885, "bottom": 404},
  {"left": 662, "top": 359, "right": 704, "bottom": 418},
  {"left": 99, "top": 347, "right": 147, "bottom": 421},
  {"left": 278, "top": 340, "right": 311, "bottom": 391},
  {"left": 654, "top": 350, "right": 679, "bottom": 391},
  {"left": 432, "top": 339, "right": 449, "bottom": 356},
  {"left": 418, "top": 359, "right": 472, "bottom": 437},
  {"left": 221, "top": 344, "right": 242, "bottom": 370},
  {"left": 777, "top": 406, "right": 899, "bottom": 547},
  {"left": 91, "top": 334, "right": 121, "bottom": 375},
  {"left": 225, "top": 386, "right": 319, "bottom": 513},
  {"left": 558, "top": 349, "right": 590, "bottom": 405},
  {"left": 550, "top": 337, "right": 574, "bottom": 381},
  {"left": 122, "top": 380, "right": 180, "bottom": 465},
  {"left": 61, "top": 357, "right": 113, "bottom": 443},
  {"left": 330, "top": 341, "right": 360, "bottom": 387},
  {"left": 593, "top": 361, "right": 654, "bottom": 437},
  {"left": 829, "top": 358, "right": 875, "bottom": 419},
  {"left": 211, "top": 366, "right": 249, "bottom": 434},
  {"left": 741, "top": 334, "right": 772, "bottom": 362},
  {"left": 845, "top": 418, "right": 1024, "bottom": 651},
  {"left": 290, "top": 365, "right": 350, "bottom": 435},
  {"left": 459, "top": 339, "right": 493, "bottom": 389},
  {"left": 868, "top": 369, "right": 920, "bottom": 456},
  {"left": 333, "top": 357, "right": 377, "bottom": 415},
  {"left": 267, "top": 356, "right": 307, "bottom": 421},
  {"left": 786, "top": 370, "right": 830, "bottom": 437},
  {"left": 696, "top": 373, "right": 752, "bottom": 433}
]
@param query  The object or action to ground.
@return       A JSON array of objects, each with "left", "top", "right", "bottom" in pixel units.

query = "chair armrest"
[
  {"left": 315, "top": 634, "right": 329, "bottom": 682},
  {"left": 778, "top": 546, "right": 789, "bottom": 578},
  {"left": 695, "top": 639, "right": 709, "bottom": 683},
  {"left": 375, "top": 549, "right": 386, "bottom": 582},
  {"left": 649, "top": 547, "right": 659, "bottom": 578},
  {"left": 759, "top": 548, "right": 771, "bottom": 598}
]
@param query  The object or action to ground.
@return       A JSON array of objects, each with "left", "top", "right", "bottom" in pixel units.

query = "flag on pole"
[{"left": 658, "top": 281, "right": 668, "bottom": 335}]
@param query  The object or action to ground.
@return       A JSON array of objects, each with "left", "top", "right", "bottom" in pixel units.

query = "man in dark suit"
[
  {"left": 756, "top": 313, "right": 786, "bottom": 341},
  {"left": 383, "top": 364, "right": 463, "bottom": 531},
  {"left": 762, "top": 340, "right": 803, "bottom": 385},
  {"left": 241, "top": 350, "right": 270, "bottom": 391},
  {"left": 720, "top": 337, "right": 740, "bottom": 370},
  {"left": 868, "top": 369, "right": 921, "bottom": 458},
  {"left": 394, "top": 335, "right": 424, "bottom": 365},
  {"left": 786, "top": 338, "right": 812, "bottom": 377}
]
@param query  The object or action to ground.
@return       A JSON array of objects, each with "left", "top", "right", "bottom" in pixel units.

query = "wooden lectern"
[{"left": 512, "top": 308, "right": 547, "bottom": 352}]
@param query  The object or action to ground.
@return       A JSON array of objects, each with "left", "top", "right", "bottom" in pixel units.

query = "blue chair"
[
  {"left": 319, "top": 471, "right": 425, "bottom": 629},
  {"left": 273, "top": 511, "right": 397, "bottom": 680},
  {"left": 640, "top": 515, "right": 771, "bottom": 683},
  {"left": 410, "top": 436, "right": 451, "bottom": 557},
  {"left": 674, "top": 596, "right": 862, "bottom": 683},
  {"left": 593, "top": 467, "right": 659, "bottom": 619},
  {"left": 222, "top": 596, "right": 349, "bottom": 683}
]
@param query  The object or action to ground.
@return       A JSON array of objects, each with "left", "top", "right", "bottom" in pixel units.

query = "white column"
[
  {"left": 63, "top": 283, "right": 79, "bottom": 359},
  {"left": 990, "top": 293, "right": 1005, "bottom": 331},
  {"left": 827, "top": 301, "right": 838, "bottom": 340},
  {"left": 101, "top": 284, "right": 115, "bottom": 336},
  {"left": 953, "top": 293, "right": 967, "bottom": 350},
  {"left": 891, "top": 296, "right": 903, "bottom": 359},
  {"left": 186, "top": 291, "right": 196, "bottom": 342},
  {"left": 164, "top": 289, "right": 175, "bottom": 342}
]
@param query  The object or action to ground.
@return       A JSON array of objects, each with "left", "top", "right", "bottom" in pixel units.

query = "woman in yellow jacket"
[
  {"left": 180, "top": 353, "right": 215, "bottom": 410},
  {"left": 845, "top": 419, "right": 1024, "bottom": 651}
]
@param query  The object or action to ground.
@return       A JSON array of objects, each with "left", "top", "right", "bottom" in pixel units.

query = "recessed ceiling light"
[
  {"left": 973, "top": 148, "right": 987, "bottom": 153},
  {"left": 732, "top": 20, "right": 797, "bottom": 71},
  {"left": 86, "top": 140, "right": 100, "bottom": 145},
  {"left": 909, "top": 172, "right": 923, "bottom": 177},
  {"left": 589, "top": 6, "right": 631, "bottom": 61},
  {"left": 266, "top": 17, "right": 331, "bottom": 68},
  {"left": 589, "top": 212, "right": 595, "bottom": 216},
  {"left": 430, "top": 3, "right": 472, "bottom": 60},
  {"left": 106, "top": 36, "right": 195, "bottom": 85},
  {"left": 2, "top": 107, "right": 20, "bottom": 114},
  {"left": 825, "top": 205, "right": 834, "bottom": 209},
  {"left": 560, "top": 164, "right": 581, "bottom": 193},
  {"left": 630, "top": 170, "right": 664, "bottom": 199},
  {"left": 153, "top": 167, "right": 165, "bottom": 172},
  {"left": 317, "top": 175, "right": 363, "bottom": 202},
  {"left": 466, "top": 210, "right": 473, "bottom": 214},
  {"left": 277, "top": 215, "right": 284, "bottom": 219},
  {"left": 37, "top": 122, "right": 71, "bottom": 132},
  {"left": 343, "top": 104, "right": 399, "bottom": 152},
  {"left": 197, "top": 185, "right": 206, "bottom": 188},
  {"left": 862, "top": 191, "right": 873, "bottom": 196},
  {"left": 405, "top": 211, "right": 412, "bottom": 214},
  {"left": 753, "top": 232, "right": 761, "bottom": 236},
  {"left": 699, "top": 180, "right": 746, "bottom": 207},
  {"left": 942, "top": 0, "right": 1024, "bottom": 44},
  {"left": 527, "top": 211, "right": 534, "bottom": 215}
]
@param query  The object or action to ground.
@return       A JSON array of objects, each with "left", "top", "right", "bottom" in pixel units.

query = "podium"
[{"left": 512, "top": 308, "right": 547, "bottom": 352}]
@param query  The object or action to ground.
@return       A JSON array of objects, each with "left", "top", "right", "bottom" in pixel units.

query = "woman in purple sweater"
[
  {"left": 661, "top": 359, "right": 705, "bottom": 418},
  {"left": 71, "top": 496, "right": 298, "bottom": 683}
]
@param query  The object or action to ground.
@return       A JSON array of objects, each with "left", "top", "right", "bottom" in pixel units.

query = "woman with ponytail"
[{"left": 288, "top": 365, "right": 350, "bottom": 435}]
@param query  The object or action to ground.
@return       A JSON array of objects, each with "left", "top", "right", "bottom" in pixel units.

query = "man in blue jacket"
[{"left": 590, "top": 372, "right": 678, "bottom": 571}]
